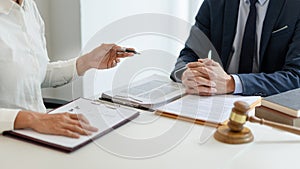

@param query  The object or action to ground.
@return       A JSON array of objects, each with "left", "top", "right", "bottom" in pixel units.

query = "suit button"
[{"left": 254, "top": 92, "right": 266, "bottom": 97}]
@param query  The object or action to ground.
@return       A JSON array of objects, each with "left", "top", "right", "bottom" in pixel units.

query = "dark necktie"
[{"left": 238, "top": 0, "right": 257, "bottom": 73}]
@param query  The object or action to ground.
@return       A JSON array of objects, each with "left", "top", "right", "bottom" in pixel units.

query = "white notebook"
[{"left": 4, "top": 98, "right": 139, "bottom": 152}]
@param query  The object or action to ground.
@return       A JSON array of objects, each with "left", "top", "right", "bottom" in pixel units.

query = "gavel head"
[{"left": 228, "top": 101, "right": 251, "bottom": 132}]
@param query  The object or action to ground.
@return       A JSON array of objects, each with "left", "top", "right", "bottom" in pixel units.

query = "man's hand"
[
  {"left": 15, "top": 111, "right": 98, "bottom": 138},
  {"left": 76, "top": 44, "right": 135, "bottom": 76},
  {"left": 182, "top": 59, "right": 235, "bottom": 96},
  {"left": 182, "top": 61, "right": 217, "bottom": 96}
]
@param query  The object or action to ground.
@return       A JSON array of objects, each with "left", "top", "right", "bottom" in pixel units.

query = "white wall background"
[
  {"left": 80, "top": 0, "right": 202, "bottom": 47},
  {"left": 35, "top": 0, "right": 203, "bottom": 100},
  {"left": 35, "top": 0, "right": 82, "bottom": 101}
]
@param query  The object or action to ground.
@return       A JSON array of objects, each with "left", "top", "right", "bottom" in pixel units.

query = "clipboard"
[{"left": 3, "top": 98, "right": 140, "bottom": 153}]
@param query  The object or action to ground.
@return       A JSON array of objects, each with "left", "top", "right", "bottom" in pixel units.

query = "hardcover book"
[
  {"left": 261, "top": 88, "right": 300, "bottom": 117},
  {"left": 255, "top": 106, "right": 300, "bottom": 127}
]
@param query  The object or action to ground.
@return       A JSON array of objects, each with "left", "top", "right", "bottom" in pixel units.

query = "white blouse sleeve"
[
  {"left": 0, "top": 109, "right": 20, "bottom": 133},
  {"left": 41, "top": 58, "right": 79, "bottom": 88}
]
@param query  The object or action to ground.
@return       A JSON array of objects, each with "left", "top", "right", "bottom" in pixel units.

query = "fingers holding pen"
[
  {"left": 106, "top": 48, "right": 118, "bottom": 68},
  {"left": 115, "top": 46, "right": 139, "bottom": 58},
  {"left": 105, "top": 46, "right": 138, "bottom": 68},
  {"left": 115, "top": 46, "right": 135, "bottom": 58}
]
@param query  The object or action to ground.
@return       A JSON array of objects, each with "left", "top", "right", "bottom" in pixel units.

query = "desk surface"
[{"left": 1, "top": 109, "right": 299, "bottom": 169}]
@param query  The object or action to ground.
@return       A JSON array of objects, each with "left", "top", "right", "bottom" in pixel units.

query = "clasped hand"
[{"left": 182, "top": 59, "right": 235, "bottom": 96}]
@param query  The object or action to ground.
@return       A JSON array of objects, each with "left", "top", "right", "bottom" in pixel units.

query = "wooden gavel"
[{"left": 214, "top": 101, "right": 300, "bottom": 144}]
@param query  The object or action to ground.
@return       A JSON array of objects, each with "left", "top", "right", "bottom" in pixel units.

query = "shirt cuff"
[
  {"left": 231, "top": 75, "right": 243, "bottom": 94},
  {"left": 0, "top": 109, "right": 20, "bottom": 133},
  {"left": 71, "top": 58, "right": 79, "bottom": 80},
  {"left": 42, "top": 58, "right": 80, "bottom": 88}
]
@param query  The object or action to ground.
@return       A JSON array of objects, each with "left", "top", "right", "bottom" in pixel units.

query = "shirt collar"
[
  {"left": 0, "top": 0, "right": 25, "bottom": 15},
  {"left": 244, "top": 0, "right": 268, "bottom": 6}
]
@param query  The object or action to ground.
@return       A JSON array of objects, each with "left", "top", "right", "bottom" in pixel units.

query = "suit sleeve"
[
  {"left": 170, "top": 0, "right": 212, "bottom": 81},
  {"left": 238, "top": 15, "right": 300, "bottom": 96}
]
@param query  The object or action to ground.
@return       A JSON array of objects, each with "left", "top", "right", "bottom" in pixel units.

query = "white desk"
[{"left": 1, "top": 109, "right": 299, "bottom": 169}]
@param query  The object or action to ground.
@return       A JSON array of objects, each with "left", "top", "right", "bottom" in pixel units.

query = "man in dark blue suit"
[{"left": 171, "top": 0, "right": 300, "bottom": 96}]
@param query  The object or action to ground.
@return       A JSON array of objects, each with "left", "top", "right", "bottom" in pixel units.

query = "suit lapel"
[
  {"left": 222, "top": 0, "right": 240, "bottom": 70},
  {"left": 260, "top": 0, "right": 286, "bottom": 64}
]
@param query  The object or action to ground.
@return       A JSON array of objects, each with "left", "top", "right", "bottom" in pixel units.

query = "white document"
[
  {"left": 101, "top": 74, "right": 185, "bottom": 109},
  {"left": 9, "top": 98, "right": 139, "bottom": 151},
  {"left": 157, "top": 95, "right": 261, "bottom": 124}
]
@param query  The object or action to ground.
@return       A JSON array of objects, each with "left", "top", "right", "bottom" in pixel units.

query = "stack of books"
[{"left": 255, "top": 88, "right": 300, "bottom": 127}]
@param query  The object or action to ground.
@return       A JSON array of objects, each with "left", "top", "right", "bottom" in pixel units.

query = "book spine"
[
  {"left": 261, "top": 99, "right": 299, "bottom": 117},
  {"left": 255, "top": 107, "right": 296, "bottom": 126}
]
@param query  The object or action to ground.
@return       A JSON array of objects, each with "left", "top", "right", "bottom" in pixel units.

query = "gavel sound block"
[
  {"left": 214, "top": 101, "right": 254, "bottom": 144},
  {"left": 214, "top": 101, "right": 300, "bottom": 144}
]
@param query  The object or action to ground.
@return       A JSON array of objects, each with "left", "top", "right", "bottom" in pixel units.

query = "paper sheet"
[{"left": 157, "top": 95, "right": 261, "bottom": 123}]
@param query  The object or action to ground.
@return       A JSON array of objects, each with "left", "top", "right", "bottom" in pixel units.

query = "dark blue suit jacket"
[{"left": 171, "top": 0, "right": 300, "bottom": 96}]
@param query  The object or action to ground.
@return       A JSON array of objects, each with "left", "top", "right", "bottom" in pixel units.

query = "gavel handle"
[{"left": 249, "top": 116, "right": 300, "bottom": 136}]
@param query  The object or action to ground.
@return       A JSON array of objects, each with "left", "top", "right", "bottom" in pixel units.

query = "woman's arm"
[{"left": 42, "top": 44, "right": 134, "bottom": 88}]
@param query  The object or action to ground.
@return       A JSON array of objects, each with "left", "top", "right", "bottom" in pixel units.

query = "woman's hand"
[
  {"left": 14, "top": 111, "right": 98, "bottom": 138},
  {"left": 76, "top": 44, "right": 135, "bottom": 76}
]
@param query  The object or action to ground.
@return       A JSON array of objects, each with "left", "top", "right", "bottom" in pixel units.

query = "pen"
[
  {"left": 125, "top": 49, "right": 141, "bottom": 55},
  {"left": 208, "top": 50, "right": 212, "bottom": 60},
  {"left": 121, "top": 47, "right": 141, "bottom": 55}
]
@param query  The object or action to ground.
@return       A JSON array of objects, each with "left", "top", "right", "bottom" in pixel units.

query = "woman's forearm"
[{"left": 14, "top": 110, "right": 40, "bottom": 129}]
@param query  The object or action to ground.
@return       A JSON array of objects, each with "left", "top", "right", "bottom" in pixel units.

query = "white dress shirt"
[{"left": 0, "top": 0, "right": 78, "bottom": 132}]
